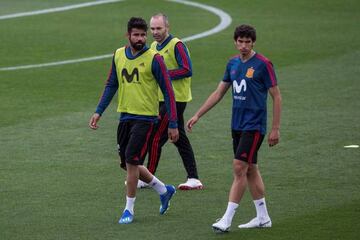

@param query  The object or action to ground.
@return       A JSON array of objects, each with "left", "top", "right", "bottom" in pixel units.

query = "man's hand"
[
  {"left": 168, "top": 128, "right": 179, "bottom": 143},
  {"left": 268, "top": 128, "right": 280, "bottom": 147},
  {"left": 89, "top": 113, "right": 101, "bottom": 130},
  {"left": 186, "top": 115, "right": 199, "bottom": 133}
]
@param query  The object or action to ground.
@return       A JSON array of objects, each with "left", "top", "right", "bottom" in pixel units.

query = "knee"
[
  {"left": 246, "top": 166, "right": 256, "bottom": 176},
  {"left": 246, "top": 165, "right": 260, "bottom": 179},
  {"left": 233, "top": 161, "right": 248, "bottom": 179}
]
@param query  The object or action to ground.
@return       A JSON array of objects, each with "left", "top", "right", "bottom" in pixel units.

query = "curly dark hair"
[
  {"left": 127, "top": 17, "right": 148, "bottom": 33},
  {"left": 233, "top": 24, "right": 256, "bottom": 42}
]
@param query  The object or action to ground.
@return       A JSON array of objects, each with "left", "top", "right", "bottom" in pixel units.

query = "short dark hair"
[
  {"left": 233, "top": 24, "right": 256, "bottom": 42},
  {"left": 127, "top": 17, "right": 148, "bottom": 33}
]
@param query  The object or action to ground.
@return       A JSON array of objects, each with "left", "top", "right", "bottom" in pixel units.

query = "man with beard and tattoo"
[{"left": 89, "top": 17, "right": 179, "bottom": 224}]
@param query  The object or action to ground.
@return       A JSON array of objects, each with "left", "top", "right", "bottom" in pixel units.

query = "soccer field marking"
[
  {"left": 344, "top": 145, "right": 359, "bottom": 148},
  {"left": 169, "top": 0, "right": 232, "bottom": 42},
  {"left": 0, "top": 0, "right": 124, "bottom": 20},
  {"left": 0, "top": 0, "right": 232, "bottom": 71}
]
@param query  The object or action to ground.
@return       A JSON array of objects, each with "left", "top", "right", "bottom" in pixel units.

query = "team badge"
[{"left": 246, "top": 67, "right": 254, "bottom": 78}]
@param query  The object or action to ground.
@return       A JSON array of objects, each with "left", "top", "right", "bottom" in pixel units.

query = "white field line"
[
  {"left": 344, "top": 145, "right": 359, "bottom": 148},
  {"left": 0, "top": 0, "right": 124, "bottom": 20},
  {"left": 0, "top": 54, "right": 114, "bottom": 71},
  {"left": 0, "top": 0, "right": 232, "bottom": 71},
  {"left": 170, "top": 0, "right": 232, "bottom": 42}
]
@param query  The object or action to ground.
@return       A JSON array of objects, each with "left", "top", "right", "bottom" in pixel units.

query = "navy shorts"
[
  {"left": 232, "top": 130, "right": 264, "bottom": 164},
  {"left": 117, "top": 120, "right": 154, "bottom": 169}
]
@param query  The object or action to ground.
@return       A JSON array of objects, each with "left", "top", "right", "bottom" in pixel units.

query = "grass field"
[{"left": 1, "top": 0, "right": 360, "bottom": 239}]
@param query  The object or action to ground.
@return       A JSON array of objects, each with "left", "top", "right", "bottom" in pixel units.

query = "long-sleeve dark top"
[
  {"left": 95, "top": 45, "right": 177, "bottom": 128},
  {"left": 154, "top": 34, "right": 192, "bottom": 81}
]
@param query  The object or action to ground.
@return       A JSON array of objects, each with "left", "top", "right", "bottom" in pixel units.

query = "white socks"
[
  {"left": 124, "top": 177, "right": 166, "bottom": 214},
  {"left": 223, "top": 202, "right": 239, "bottom": 223},
  {"left": 125, "top": 196, "right": 135, "bottom": 214},
  {"left": 254, "top": 198, "right": 270, "bottom": 220},
  {"left": 149, "top": 176, "right": 167, "bottom": 195}
]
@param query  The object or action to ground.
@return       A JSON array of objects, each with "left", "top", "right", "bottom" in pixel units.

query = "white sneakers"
[
  {"left": 212, "top": 218, "right": 231, "bottom": 233},
  {"left": 238, "top": 217, "right": 272, "bottom": 228},
  {"left": 178, "top": 178, "right": 203, "bottom": 190},
  {"left": 212, "top": 217, "right": 271, "bottom": 233}
]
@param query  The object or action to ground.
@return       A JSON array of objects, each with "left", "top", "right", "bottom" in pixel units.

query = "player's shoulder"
[
  {"left": 114, "top": 45, "right": 127, "bottom": 54},
  {"left": 152, "top": 51, "right": 163, "bottom": 63},
  {"left": 172, "top": 37, "right": 189, "bottom": 48},
  {"left": 148, "top": 47, "right": 157, "bottom": 54},
  {"left": 254, "top": 53, "right": 273, "bottom": 65},
  {"left": 113, "top": 46, "right": 127, "bottom": 61},
  {"left": 227, "top": 54, "right": 241, "bottom": 65},
  {"left": 150, "top": 41, "right": 157, "bottom": 48},
  {"left": 146, "top": 48, "right": 161, "bottom": 64},
  {"left": 228, "top": 54, "right": 240, "bottom": 61},
  {"left": 171, "top": 36, "right": 182, "bottom": 43}
]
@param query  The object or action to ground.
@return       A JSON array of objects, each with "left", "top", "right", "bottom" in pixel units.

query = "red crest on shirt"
[{"left": 246, "top": 67, "right": 254, "bottom": 78}]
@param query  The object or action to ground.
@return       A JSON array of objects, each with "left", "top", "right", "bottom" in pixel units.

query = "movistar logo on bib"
[
  {"left": 233, "top": 79, "right": 246, "bottom": 100},
  {"left": 122, "top": 68, "right": 139, "bottom": 83}
]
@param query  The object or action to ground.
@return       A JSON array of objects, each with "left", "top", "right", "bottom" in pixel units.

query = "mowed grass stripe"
[
  {"left": 0, "top": 0, "right": 219, "bottom": 67},
  {"left": 1, "top": 50, "right": 359, "bottom": 239}
]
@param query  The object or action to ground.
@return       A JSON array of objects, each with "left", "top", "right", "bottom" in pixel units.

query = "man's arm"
[
  {"left": 187, "top": 81, "right": 231, "bottom": 132},
  {"left": 268, "top": 85, "right": 282, "bottom": 146},
  {"left": 168, "top": 42, "right": 192, "bottom": 80},
  {"left": 89, "top": 56, "right": 118, "bottom": 130}
]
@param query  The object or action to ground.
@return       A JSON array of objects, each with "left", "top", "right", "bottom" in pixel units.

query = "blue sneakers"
[
  {"left": 118, "top": 209, "right": 134, "bottom": 224},
  {"left": 159, "top": 185, "right": 176, "bottom": 215}
]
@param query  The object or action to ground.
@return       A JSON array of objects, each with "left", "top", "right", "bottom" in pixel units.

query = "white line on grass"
[
  {"left": 0, "top": 0, "right": 124, "bottom": 20},
  {"left": 169, "top": 0, "right": 232, "bottom": 42},
  {"left": 344, "top": 145, "right": 359, "bottom": 148},
  {"left": 0, "top": 54, "right": 115, "bottom": 71},
  {"left": 0, "top": 0, "right": 232, "bottom": 71}
]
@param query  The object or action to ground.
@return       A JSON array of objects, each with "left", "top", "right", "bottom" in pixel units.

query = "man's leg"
[
  {"left": 175, "top": 126, "right": 199, "bottom": 179},
  {"left": 118, "top": 163, "right": 138, "bottom": 224},
  {"left": 247, "top": 165, "right": 265, "bottom": 200},
  {"left": 119, "top": 121, "right": 152, "bottom": 224},
  {"left": 138, "top": 165, "right": 176, "bottom": 215},
  {"left": 147, "top": 104, "right": 169, "bottom": 174},
  {"left": 175, "top": 102, "right": 198, "bottom": 178},
  {"left": 174, "top": 102, "right": 203, "bottom": 189},
  {"left": 236, "top": 131, "right": 271, "bottom": 229},
  {"left": 139, "top": 165, "right": 166, "bottom": 195},
  {"left": 229, "top": 160, "right": 249, "bottom": 203},
  {"left": 126, "top": 163, "right": 139, "bottom": 198},
  {"left": 238, "top": 166, "right": 271, "bottom": 228},
  {"left": 212, "top": 160, "right": 248, "bottom": 232}
]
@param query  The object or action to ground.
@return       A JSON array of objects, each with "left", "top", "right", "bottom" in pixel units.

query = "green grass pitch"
[{"left": 1, "top": 0, "right": 359, "bottom": 239}]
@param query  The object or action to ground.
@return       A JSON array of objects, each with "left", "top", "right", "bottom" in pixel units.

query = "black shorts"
[
  {"left": 117, "top": 120, "right": 154, "bottom": 168},
  {"left": 232, "top": 130, "right": 264, "bottom": 164}
]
